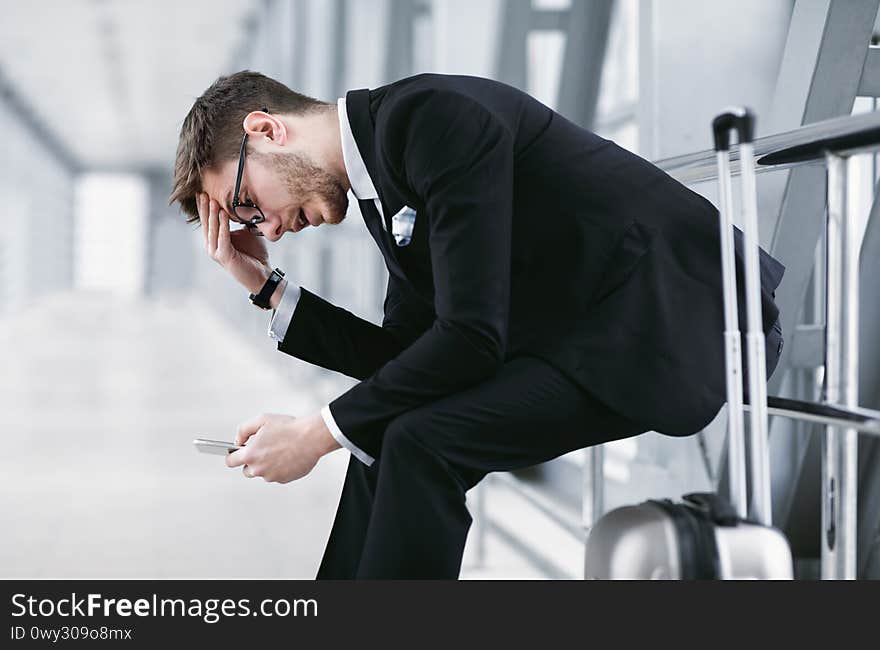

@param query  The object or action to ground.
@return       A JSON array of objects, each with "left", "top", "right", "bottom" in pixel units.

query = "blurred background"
[{"left": 1, "top": 0, "right": 879, "bottom": 579}]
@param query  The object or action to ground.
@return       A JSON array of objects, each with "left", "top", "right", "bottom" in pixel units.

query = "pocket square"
[{"left": 391, "top": 206, "right": 416, "bottom": 246}]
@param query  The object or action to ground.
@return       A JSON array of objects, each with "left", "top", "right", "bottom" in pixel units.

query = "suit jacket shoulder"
[{"left": 346, "top": 75, "right": 556, "bottom": 207}]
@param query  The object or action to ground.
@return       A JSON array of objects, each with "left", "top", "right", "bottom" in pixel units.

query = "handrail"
[
  {"left": 659, "top": 107, "right": 880, "bottom": 580},
  {"left": 654, "top": 110, "right": 880, "bottom": 184},
  {"left": 745, "top": 397, "right": 880, "bottom": 436},
  {"left": 477, "top": 108, "right": 880, "bottom": 579}
]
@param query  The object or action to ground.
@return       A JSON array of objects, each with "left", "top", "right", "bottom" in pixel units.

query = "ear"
[{"left": 242, "top": 111, "right": 288, "bottom": 146}]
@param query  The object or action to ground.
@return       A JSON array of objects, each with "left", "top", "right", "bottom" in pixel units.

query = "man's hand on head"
[
  {"left": 197, "top": 192, "right": 273, "bottom": 295},
  {"left": 225, "top": 411, "right": 341, "bottom": 484}
]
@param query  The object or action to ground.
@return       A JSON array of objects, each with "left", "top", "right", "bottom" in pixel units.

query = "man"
[{"left": 170, "top": 70, "right": 785, "bottom": 579}]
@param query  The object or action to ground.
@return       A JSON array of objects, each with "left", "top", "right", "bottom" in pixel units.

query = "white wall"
[{"left": 638, "top": 0, "right": 794, "bottom": 160}]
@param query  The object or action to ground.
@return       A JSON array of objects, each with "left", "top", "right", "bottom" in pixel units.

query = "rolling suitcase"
[
  {"left": 583, "top": 491, "right": 792, "bottom": 579},
  {"left": 583, "top": 108, "right": 794, "bottom": 580}
]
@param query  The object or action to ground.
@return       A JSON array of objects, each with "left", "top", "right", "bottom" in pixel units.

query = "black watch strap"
[{"left": 250, "top": 268, "right": 285, "bottom": 310}]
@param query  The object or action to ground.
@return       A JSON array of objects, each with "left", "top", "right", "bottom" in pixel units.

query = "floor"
[{"left": 0, "top": 290, "right": 571, "bottom": 579}]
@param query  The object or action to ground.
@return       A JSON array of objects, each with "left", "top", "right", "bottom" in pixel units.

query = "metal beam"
[
  {"left": 274, "top": 0, "right": 295, "bottom": 87},
  {"left": 856, "top": 180, "right": 880, "bottom": 577},
  {"left": 557, "top": 0, "right": 614, "bottom": 129},
  {"left": 494, "top": 0, "right": 531, "bottom": 90},
  {"left": 228, "top": 7, "right": 260, "bottom": 72},
  {"left": 384, "top": 0, "right": 416, "bottom": 83},
  {"left": 494, "top": 0, "right": 613, "bottom": 130},
  {"left": 767, "top": 0, "right": 877, "bottom": 365},
  {"left": 858, "top": 47, "right": 880, "bottom": 97},
  {"left": 0, "top": 67, "right": 80, "bottom": 173},
  {"left": 330, "top": 0, "right": 349, "bottom": 98},
  {"left": 292, "top": 0, "right": 309, "bottom": 89},
  {"left": 531, "top": 9, "right": 570, "bottom": 31}
]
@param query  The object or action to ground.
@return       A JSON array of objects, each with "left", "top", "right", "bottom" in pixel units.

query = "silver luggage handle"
[{"left": 712, "top": 108, "right": 772, "bottom": 526}]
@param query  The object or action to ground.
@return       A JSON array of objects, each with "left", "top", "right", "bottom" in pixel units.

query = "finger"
[
  {"left": 242, "top": 464, "right": 261, "bottom": 479},
  {"left": 207, "top": 199, "right": 219, "bottom": 257},
  {"left": 226, "top": 447, "right": 248, "bottom": 468},
  {"left": 197, "top": 193, "right": 209, "bottom": 249},
  {"left": 216, "top": 208, "right": 232, "bottom": 262},
  {"left": 235, "top": 414, "right": 268, "bottom": 446}
]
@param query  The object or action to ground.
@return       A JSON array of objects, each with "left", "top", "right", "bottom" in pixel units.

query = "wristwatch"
[{"left": 250, "top": 268, "right": 285, "bottom": 310}]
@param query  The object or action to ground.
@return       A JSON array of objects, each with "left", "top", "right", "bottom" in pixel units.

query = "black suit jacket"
[{"left": 279, "top": 73, "right": 785, "bottom": 459}]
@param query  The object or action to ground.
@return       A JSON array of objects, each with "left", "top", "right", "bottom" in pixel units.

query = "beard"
[{"left": 255, "top": 150, "right": 349, "bottom": 224}]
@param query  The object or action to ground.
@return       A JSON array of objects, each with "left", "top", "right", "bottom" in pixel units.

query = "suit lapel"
[
  {"left": 347, "top": 87, "right": 415, "bottom": 276},
  {"left": 345, "top": 88, "right": 410, "bottom": 231},
  {"left": 357, "top": 198, "right": 406, "bottom": 279},
  {"left": 347, "top": 87, "right": 433, "bottom": 295}
]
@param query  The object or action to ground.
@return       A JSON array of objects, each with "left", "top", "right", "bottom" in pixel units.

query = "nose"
[{"left": 256, "top": 215, "right": 284, "bottom": 241}]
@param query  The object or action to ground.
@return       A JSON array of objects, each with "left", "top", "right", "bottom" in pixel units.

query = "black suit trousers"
[
  {"left": 315, "top": 354, "right": 649, "bottom": 580},
  {"left": 315, "top": 315, "right": 786, "bottom": 580}
]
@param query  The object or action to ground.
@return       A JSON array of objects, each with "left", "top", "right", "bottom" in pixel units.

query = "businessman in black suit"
[{"left": 172, "top": 70, "right": 785, "bottom": 579}]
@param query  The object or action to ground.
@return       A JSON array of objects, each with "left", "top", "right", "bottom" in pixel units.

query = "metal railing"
[
  {"left": 654, "top": 110, "right": 880, "bottom": 184},
  {"left": 675, "top": 110, "right": 880, "bottom": 579},
  {"left": 473, "top": 109, "right": 880, "bottom": 580}
]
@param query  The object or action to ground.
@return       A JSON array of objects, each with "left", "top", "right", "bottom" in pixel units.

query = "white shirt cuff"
[
  {"left": 321, "top": 404, "right": 375, "bottom": 467},
  {"left": 267, "top": 279, "right": 302, "bottom": 342}
]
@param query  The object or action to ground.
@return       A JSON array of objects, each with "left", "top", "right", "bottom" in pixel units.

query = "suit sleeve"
[
  {"left": 277, "top": 273, "right": 434, "bottom": 381},
  {"left": 326, "top": 90, "right": 514, "bottom": 459}
]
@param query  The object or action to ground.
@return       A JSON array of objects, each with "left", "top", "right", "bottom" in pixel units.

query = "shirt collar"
[{"left": 338, "top": 97, "right": 379, "bottom": 202}]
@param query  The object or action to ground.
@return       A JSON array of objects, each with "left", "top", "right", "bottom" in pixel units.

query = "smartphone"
[{"left": 193, "top": 438, "right": 243, "bottom": 455}]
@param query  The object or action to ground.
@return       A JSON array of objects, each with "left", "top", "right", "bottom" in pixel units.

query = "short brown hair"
[{"left": 169, "top": 70, "right": 329, "bottom": 223}]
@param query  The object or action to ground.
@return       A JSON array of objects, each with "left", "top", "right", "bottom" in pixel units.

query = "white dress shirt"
[{"left": 265, "top": 97, "right": 384, "bottom": 467}]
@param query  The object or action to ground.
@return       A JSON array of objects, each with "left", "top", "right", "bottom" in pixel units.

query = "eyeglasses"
[{"left": 231, "top": 106, "right": 270, "bottom": 236}]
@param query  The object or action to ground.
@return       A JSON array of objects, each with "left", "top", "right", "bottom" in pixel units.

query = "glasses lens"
[{"left": 234, "top": 204, "right": 262, "bottom": 225}]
